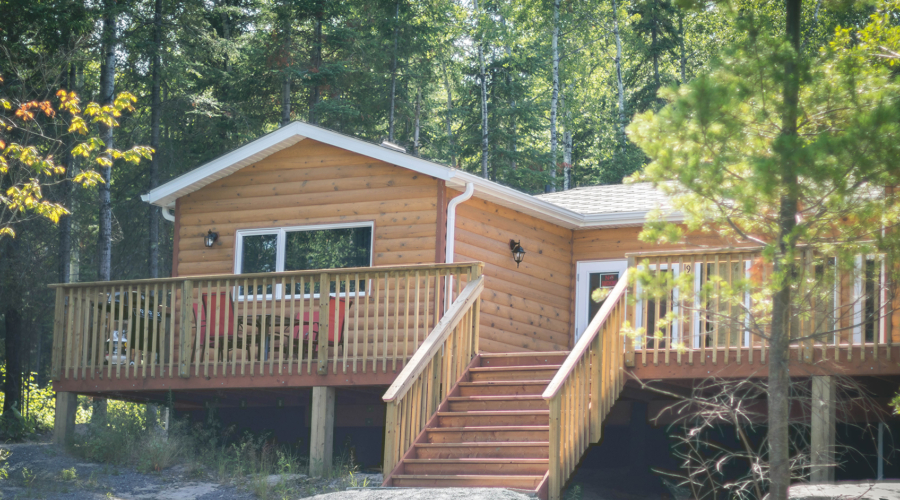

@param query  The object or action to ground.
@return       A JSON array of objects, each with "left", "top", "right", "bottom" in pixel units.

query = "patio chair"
[
  {"left": 192, "top": 291, "right": 245, "bottom": 361},
  {"left": 287, "top": 298, "right": 353, "bottom": 358}
]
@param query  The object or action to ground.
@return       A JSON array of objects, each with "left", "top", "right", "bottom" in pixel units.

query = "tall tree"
[
  {"left": 548, "top": 0, "right": 560, "bottom": 193},
  {"left": 629, "top": 2, "right": 900, "bottom": 498},
  {"left": 148, "top": 0, "right": 163, "bottom": 279},
  {"left": 473, "top": 0, "right": 489, "bottom": 179}
]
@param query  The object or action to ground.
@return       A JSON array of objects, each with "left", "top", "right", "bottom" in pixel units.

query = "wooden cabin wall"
[
  {"left": 175, "top": 139, "right": 441, "bottom": 276},
  {"left": 452, "top": 193, "right": 575, "bottom": 353}
]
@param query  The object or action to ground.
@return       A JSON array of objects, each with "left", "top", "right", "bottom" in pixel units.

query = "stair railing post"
[
  {"left": 383, "top": 401, "right": 397, "bottom": 478},
  {"left": 549, "top": 395, "right": 562, "bottom": 500}
]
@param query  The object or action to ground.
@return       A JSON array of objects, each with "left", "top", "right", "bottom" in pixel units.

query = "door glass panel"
[{"left": 588, "top": 272, "right": 620, "bottom": 324}]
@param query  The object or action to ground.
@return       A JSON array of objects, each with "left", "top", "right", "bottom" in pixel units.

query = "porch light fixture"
[
  {"left": 509, "top": 240, "right": 526, "bottom": 268},
  {"left": 205, "top": 230, "right": 218, "bottom": 248}
]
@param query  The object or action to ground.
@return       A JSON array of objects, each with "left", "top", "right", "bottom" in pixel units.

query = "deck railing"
[
  {"left": 543, "top": 270, "right": 629, "bottom": 500},
  {"left": 381, "top": 266, "right": 484, "bottom": 477},
  {"left": 50, "top": 262, "right": 482, "bottom": 381},
  {"left": 625, "top": 247, "right": 895, "bottom": 367}
]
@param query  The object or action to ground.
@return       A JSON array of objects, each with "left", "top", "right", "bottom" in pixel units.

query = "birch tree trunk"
[
  {"left": 281, "top": 13, "right": 291, "bottom": 126},
  {"left": 149, "top": 0, "right": 162, "bottom": 280},
  {"left": 548, "top": 0, "right": 560, "bottom": 193},
  {"left": 309, "top": 10, "right": 322, "bottom": 124},
  {"left": 562, "top": 84, "right": 573, "bottom": 190},
  {"left": 678, "top": 13, "right": 686, "bottom": 84},
  {"left": 413, "top": 87, "right": 420, "bottom": 156},
  {"left": 94, "top": 0, "right": 117, "bottom": 425},
  {"left": 769, "top": 1, "right": 802, "bottom": 499},
  {"left": 612, "top": 0, "right": 626, "bottom": 152},
  {"left": 388, "top": 0, "right": 400, "bottom": 142},
  {"left": 440, "top": 57, "right": 456, "bottom": 167},
  {"left": 504, "top": 47, "right": 517, "bottom": 171},
  {"left": 474, "top": 0, "right": 489, "bottom": 179}
]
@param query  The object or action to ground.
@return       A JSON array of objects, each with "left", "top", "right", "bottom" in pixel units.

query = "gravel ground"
[
  {"left": 0, "top": 441, "right": 533, "bottom": 500},
  {"left": 307, "top": 488, "right": 535, "bottom": 500},
  {"left": 0, "top": 441, "right": 252, "bottom": 500}
]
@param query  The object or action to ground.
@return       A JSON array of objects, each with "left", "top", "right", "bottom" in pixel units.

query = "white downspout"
[
  {"left": 445, "top": 182, "right": 475, "bottom": 309},
  {"left": 161, "top": 206, "right": 176, "bottom": 222}
]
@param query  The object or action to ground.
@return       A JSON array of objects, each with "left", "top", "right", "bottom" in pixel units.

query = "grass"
[{"left": 67, "top": 402, "right": 374, "bottom": 499}]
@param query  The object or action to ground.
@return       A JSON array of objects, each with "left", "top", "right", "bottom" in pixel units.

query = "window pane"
[
  {"left": 285, "top": 227, "right": 371, "bottom": 294},
  {"left": 241, "top": 234, "right": 277, "bottom": 294}
]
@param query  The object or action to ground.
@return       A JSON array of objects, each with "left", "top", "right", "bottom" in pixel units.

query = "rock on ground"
[
  {"left": 790, "top": 481, "right": 900, "bottom": 499},
  {"left": 307, "top": 488, "right": 536, "bottom": 500}
]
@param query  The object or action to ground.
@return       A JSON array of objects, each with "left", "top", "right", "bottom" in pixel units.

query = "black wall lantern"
[
  {"left": 509, "top": 240, "right": 526, "bottom": 268},
  {"left": 205, "top": 230, "right": 219, "bottom": 248}
]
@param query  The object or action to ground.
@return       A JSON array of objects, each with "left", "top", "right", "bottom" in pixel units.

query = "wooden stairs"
[{"left": 383, "top": 351, "right": 569, "bottom": 496}]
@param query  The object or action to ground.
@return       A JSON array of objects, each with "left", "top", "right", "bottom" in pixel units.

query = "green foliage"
[
  {"left": 0, "top": 368, "right": 73, "bottom": 440},
  {"left": 629, "top": 1, "right": 900, "bottom": 280}
]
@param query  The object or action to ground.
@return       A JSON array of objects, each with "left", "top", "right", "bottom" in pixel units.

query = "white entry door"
[{"left": 574, "top": 260, "right": 628, "bottom": 342}]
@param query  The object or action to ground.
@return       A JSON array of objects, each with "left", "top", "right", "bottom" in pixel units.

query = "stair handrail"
[
  {"left": 542, "top": 269, "right": 629, "bottom": 500},
  {"left": 381, "top": 270, "right": 484, "bottom": 477}
]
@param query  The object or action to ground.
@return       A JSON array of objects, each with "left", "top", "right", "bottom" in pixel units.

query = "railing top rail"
[
  {"left": 382, "top": 275, "right": 485, "bottom": 403},
  {"left": 626, "top": 247, "right": 763, "bottom": 259},
  {"left": 48, "top": 261, "right": 484, "bottom": 289},
  {"left": 543, "top": 270, "right": 629, "bottom": 400}
]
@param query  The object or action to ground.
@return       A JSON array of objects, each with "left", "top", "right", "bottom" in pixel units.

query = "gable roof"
[{"left": 142, "top": 121, "right": 678, "bottom": 229}]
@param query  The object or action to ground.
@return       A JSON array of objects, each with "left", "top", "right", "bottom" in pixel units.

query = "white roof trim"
[{"left": 143, "top": 121, "right": 681, "bottom": 229}]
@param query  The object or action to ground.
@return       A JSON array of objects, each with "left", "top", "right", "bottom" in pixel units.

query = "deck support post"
[
  {"left": 810, "top": 375, "right": 836, "bottom": 483},
  {"left": 309, "top": 386, "right": 335, "bottom": 477},
  {"left": 53, "top": 391, "right": 77, "bottom": 447}
]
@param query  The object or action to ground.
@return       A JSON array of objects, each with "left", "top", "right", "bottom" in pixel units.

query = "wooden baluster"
[
  {"left": 93, "top": 287, "right": 108, "bottom": 379},
  {"left": 652, "top": 257, "right": 660, "bottom": 366},
  {"left": 380, "top": 272, "right": 388, "bottom": 373},
  {"left": 267, "top": 277, "right": 275, "bottom": 375},
  {"left": 353, "top": 273, "right": 361, "bottom": 374},
  {"left": 81, "top": 287, "right": 92, "bottom": 379},
  {"left": 167, "top": 283, "right": 175, "bottom": 378},
  {"left": 640, "top": 261, "right": 649, "bottom": 367},
  {"left": 331, "top": 274, "right": 340, "bottom": 374},
  {"left": 115, "top": 284, "right": 126, "bottom": 379},
  {"left": 727, "top": 253, "right": 736, "bottom": 365},
  {"left": 664, "top": 256, "right": 672, "bottom": 365},
  {"left": 403, "top": 272, "right": 411, "bottom": 367},
  {"left": 288, "top": 276, "right": 295, "bottom": 375},
  {"left": 151, "top": 284, "right": 160, "bottom": 378},
  {"left": 302, "top": 276, "right": 311, "bottom": 374},
  {"left": 712, "top": 255, "right": 720, "bottom": 365},
  {"left": 413, "top": 270, "right": 421, "bottom": 356},
  {"left": 362, "top": 274, "right": 370, "bottom": 374},
  {"left": 392, "top": 271, "right": 401, "bottom": 372},
  {"left": 835, "top": 263, "right": 842, "bottom": 362},
  {"left": 278, "top": 276, "right": 286, "bottom": 374},
  {"left": 71, "top": 287, "right": 83, "bottom": 379},
  {"left": 342, "top": 274, "right": 351, "bottom": 373},
  {"left": 141, "top": 284, "right": 150, "bottom": 378},
  {"left": 86, "top": 287, "right": 100, "bottom": 378}
]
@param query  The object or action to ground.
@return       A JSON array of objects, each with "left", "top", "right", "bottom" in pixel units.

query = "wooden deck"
[{"left": 50, "top": 262, "right": 483, "bottom": 393}]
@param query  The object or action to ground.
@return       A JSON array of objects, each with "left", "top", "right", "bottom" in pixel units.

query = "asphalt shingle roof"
[{"left": 534, "top": 182, "right": 670, "bottom": 215}]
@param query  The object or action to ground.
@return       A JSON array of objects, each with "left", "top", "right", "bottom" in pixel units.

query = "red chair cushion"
[{"left": 292, "top": 298, "right": 348, "bottom": 345}]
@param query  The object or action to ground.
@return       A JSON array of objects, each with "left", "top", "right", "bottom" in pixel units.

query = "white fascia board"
[{"left": 145, "top": 125, "right": 308, "bottom": 207}]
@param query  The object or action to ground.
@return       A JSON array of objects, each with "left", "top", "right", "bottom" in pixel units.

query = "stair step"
[
  {"left": 479, "top": 352, "right": 570, "bottom": 368},
  {"left": 391, "top": 474, "right": 544, "bottom": 489},
  {"left": 403, "top": 458, "right": 549, "bottom": 476},
  {"left": 414, "top": 442, "right": 550, "bottom": 459},
  {"left": 437, "top": 410, "right": 550, "bottom": 427},
  {"left": 458, "top": 380, "right": 550, "bottom": 396},
  {"left": 468, "top": 365, "right": 561, "bottom": 381},
  {"left": 448, "top": 395, "right": 548, "bottom": 411},
  {"left": 426, "top": 425, "right": 549, "bottom": 443}
]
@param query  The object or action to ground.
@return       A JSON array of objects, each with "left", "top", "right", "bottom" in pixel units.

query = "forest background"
[{"left": 0, "top": 0, "right": 880, "bottom": 424}]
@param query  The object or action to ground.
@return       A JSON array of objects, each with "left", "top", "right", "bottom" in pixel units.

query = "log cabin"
[{"left": 50, "top": 121, "right": 900, "bottom": 499}]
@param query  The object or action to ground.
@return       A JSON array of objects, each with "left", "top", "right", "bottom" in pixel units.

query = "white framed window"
[
  {"left": 574, "top": 260, "right": 628, "bottom": 342},
  {"left": 234, "top": 222, "right": 374, "bottom": 298}
]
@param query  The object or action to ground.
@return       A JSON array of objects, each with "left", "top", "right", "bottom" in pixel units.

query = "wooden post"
[
  {"left": 810, "top": 375, "right": 836, "bottom": 483},
  {"left": 383, "top": 402, "right": 397, "bottom": 478},
  {"left": 53, "top": 392, "right": 77, "bottom": 447},
  {"left": 549, "top": 396, "right": 561, "bottom": 500},
  {"left": 309, "top": 386, "right": 335, "bottom": 477},
  {"left": 590, "top": 333, "right": 601, "bottom": 442},
  {"left": 179, "top": 280, "right": 193, "bottom": 378},
  {"left": 52, "top": 288, "right": 65, "bottom": 380},
  {"left": 625, "top": 257, "right": 636, "bottom": 367},
  {"left": 318, "top": 273, "right": 330, "bottom": 375}
]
